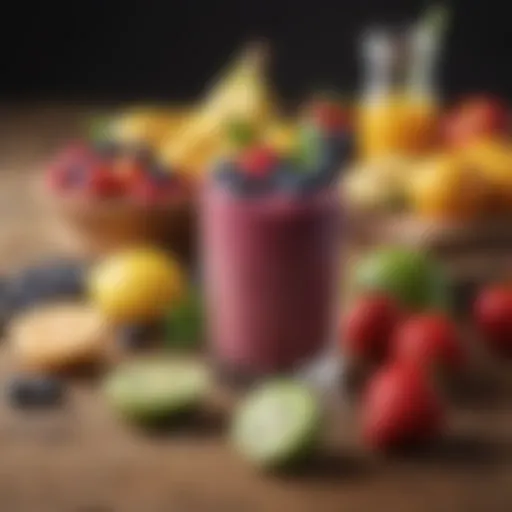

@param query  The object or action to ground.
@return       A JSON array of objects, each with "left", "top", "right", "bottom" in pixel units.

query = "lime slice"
[
  {"left": 104, "top": 359, "right": 209, "bottom": 424},
  {"left": 231, "top": 380, "right": 323, "bottom": 469}
]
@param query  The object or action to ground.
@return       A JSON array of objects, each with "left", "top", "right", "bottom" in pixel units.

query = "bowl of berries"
[{"left": 42, "top": 141, "right": 197, "bottom": 264}]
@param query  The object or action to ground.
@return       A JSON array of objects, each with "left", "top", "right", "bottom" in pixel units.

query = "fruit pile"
[
  {"left": 46, "top": 140, "right": 193, "bottom": 204},
  {"left": 346, "top": 95, "right": 512, "bottom": 220},
  {"left": 2, "top": 248, "right": 203, "bottom": 408},
  {"left": 339, "top": 247, "right": 512, "bottom": 451},
  {"left": 90, "top": 45, "right": 354, "bottom": 193},
  {"left": 213, "top": 97, "right": 353, "bottom": 196}
]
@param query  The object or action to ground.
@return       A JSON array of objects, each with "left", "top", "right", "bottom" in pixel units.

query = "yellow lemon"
[{"left": 88, "top": 247, "right": 186, "bottom": 323}]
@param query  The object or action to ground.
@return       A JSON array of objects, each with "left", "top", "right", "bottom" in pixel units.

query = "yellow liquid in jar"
[{"left": 358, "top": 94, "right": 439, "bottom": 160}]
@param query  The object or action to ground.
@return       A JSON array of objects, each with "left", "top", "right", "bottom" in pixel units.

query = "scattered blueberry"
[
  {"left": 117, "top": 323, "right": 162, "bottom": 351},
  {"left": 2, "top": 260, "right": 88, "bottom": 319},
  {"left": 7, "top": 375, "right": 65, "bottom": 409}
]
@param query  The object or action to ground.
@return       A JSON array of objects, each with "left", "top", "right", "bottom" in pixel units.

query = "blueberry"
[
  {"left": 214, "top": 159, "right": 274, "bottom": 197},
  {"left": 5, "top": 271, "right": 41, "bottom": 313},
  {"left": 7, "top": 260, "right": 87, "bottom": 311},
  {"left": 117, "top": 323, "right": 161, "bottom": 351},
  {"left": 7, "top": 375, "right": 65, "bottom": 409},
  {"left": 40, "top": 260, "right": 87, "bottom": 298}
]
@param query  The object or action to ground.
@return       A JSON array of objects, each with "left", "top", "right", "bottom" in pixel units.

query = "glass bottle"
[{"left": 357, "top": 7, "right": 448, "bottom": 160}]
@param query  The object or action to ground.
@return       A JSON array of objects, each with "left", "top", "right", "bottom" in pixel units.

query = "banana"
[
  {"left": 9, "top": 302, "right": 111, "bottom": 373},
  {"left": 159, "top": 42, "right": 278, "bottom": 174},
  {"left": 110, "top": 106, "right": 189, "bottom": 149}
]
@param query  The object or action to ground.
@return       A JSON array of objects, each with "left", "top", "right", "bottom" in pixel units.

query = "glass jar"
[{"left": 357, "top": 19, "right": 443, "bottom": 160}]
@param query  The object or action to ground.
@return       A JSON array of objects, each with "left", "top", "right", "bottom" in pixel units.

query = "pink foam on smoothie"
[{"left": 201, "top": 180, "right": 342, "bottom": 376}]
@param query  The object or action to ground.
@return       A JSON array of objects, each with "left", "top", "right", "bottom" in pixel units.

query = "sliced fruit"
[
  {"left": 88, "top": 248, "right": 186, "bottom": 323},
  {"left": 103, "top": 359, "right": 209, "bottom": 423},
  {"left": 231, "top": 380, "right": 323, "bottom": 469},
  {"left": 9, "top": 302, "right": 109, "bottom": 373}
]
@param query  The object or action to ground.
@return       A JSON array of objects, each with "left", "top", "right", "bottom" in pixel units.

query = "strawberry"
[
  {"left": 238, "top": 145, "right": 278, "bottom": 177},
  {"left": 473, "top": 285, "right": 512, "bottom": 357},
  {"left": 130, "top": 172, "right": 177, "bottom": 204},
  {"left": 391, "top": 313, "right": 466, "bottom": 374},
  {"left": 85, "top": 162, "right": 125, "bottom": 198},
  {"left": 361, "top": 362, "right": 444, "bottom": 451},
  {"left": 342, "top": 294, "right": 403, "bottom": 363}
]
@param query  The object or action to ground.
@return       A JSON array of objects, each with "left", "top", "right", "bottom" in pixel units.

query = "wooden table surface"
[{"left": 1, "top": 105, "right": 512, "bottom": 512}]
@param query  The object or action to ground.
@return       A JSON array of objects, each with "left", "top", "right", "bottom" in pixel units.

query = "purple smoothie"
[{"left": 201, "top": 177, "right": 342, "bottom": 378}]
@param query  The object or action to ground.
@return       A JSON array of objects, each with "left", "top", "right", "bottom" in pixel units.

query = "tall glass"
[{"left": 201, "top": 177, "right": 341, "bottom": 382}]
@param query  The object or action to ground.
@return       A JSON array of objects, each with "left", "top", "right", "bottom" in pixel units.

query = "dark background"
[{"left": 1, "top": 0, "right": 510, "bottom": 104}]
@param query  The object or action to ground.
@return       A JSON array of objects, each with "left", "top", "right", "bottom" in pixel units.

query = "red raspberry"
[{"left": 238, "top": 145, "right": 278, "bottom": 177}]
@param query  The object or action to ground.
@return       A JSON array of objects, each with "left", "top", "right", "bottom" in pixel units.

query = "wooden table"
[{"left": 1, "top": 105, "right": 512, "bottom": 512}]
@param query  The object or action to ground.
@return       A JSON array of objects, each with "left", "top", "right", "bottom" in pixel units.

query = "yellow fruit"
[
  {"left": 163, "top": 44, "right": 277, "bottom": 175},
  {"left": 264, "top": 122, "right": 297, "bottom": 153},
  {"left": 344, "top": 156, "right": 415, "bottom": 212},
  {"left": 88, "top": 248, "right": 186, "bottom": 323},
  {"left": 111, "top": 107, "right": 189, "bottom": 149},
  {"left": 408, "top": 154, "right": 489, "bottom": 219},
  {"left": 458, "top": 138, "right": 512, "bottom": 209}
]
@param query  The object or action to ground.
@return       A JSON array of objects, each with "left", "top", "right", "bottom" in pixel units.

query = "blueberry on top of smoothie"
[{"left": 213, "top": 98, "right": 353, "bottom": 197}]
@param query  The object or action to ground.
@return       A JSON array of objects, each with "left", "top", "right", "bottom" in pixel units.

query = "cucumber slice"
[
  {"left": 231, "top": 380, "right": 323, "bottom": 469},
  {"left": 104, "top": 360, "right": 209, "bottom": 424}
]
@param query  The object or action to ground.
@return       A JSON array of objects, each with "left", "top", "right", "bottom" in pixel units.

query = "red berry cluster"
[
  {"left": 46, "top": 141, "right": 191, "bottom": 205},
  {"left": 341, "top": 283, "right": 511, "bottom": 452}
]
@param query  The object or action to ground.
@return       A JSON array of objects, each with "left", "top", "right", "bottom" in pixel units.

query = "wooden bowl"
[{"left": 40, "top": 179, "right": 197, "bottom": 266}]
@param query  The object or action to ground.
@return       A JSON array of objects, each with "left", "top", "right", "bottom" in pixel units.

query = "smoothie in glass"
[{"left": 201, "top": 127, "right": 348, "bottom": 380}]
